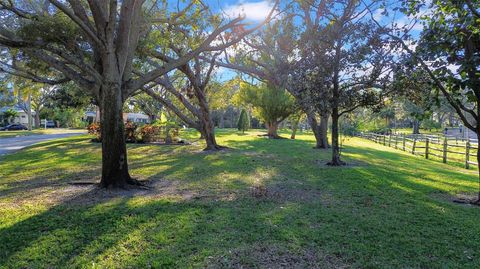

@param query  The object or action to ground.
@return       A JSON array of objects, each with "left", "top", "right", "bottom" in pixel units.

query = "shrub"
[
  {"left": 139, "top": 124, "right": 161, "bottom": 142},
  {"left": 237, "top": 108, "right": 250, "bottom": 133},
  {"left": 87, "top": 123, "right": 101, "bottom": 141},
  {"left": 88, "top": 122, "right": 179, "bottom": 144},
  {"left": 125, "top": 121, "right": 138, "bottom": 142}
]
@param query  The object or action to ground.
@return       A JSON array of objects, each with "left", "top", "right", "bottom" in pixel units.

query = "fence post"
[
  {"left": 383, "top": 135, "right": 386, "bottom": 146},
  {"left": 425, "top": 138, "right": 429, "bottom": 159},
  {"left": 388, "top": 134, "right": 392, "bottom": 147},
  {"left": 403, "top": 134, "right": 406, "bottom": 151},
  {"left": 443, "top": 138, "right": 448, "bottom": 163},
  {"left": 466, "top": 141, "right": 470, "bottom": 169},
  {"left": 412, "top": 138, "right": 416, "bottom": 155},
  {"left": 395, "top": 134, "right": 398, "bottom": 149}
]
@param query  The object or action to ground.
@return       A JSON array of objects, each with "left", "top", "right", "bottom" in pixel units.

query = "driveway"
[{"left": 0, "top": 132, "right": 86, "bottom": 156}]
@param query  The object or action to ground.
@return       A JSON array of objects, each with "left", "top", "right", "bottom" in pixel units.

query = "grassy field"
[
  {"left": 0, "top": 128, "right": 85, "bottom": 138},
  {"left": 0, "top": 129, "right": 479, "bottom": 268}
]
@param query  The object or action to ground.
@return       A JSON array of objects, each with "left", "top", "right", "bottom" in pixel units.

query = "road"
[{"left": 0, "top": 132, "right": 86, "bottom": 156}]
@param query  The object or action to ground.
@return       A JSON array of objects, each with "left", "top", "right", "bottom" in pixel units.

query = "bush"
[
  {"left": 125, "top": 121, "right": 138, "bottom": 142},
  {"left": 87, "top": 123, "right": 101, "bottom": 141},
  {"left": 421, "top": 119, "right": 441, "bottom": 131},
  {"left": 87, "top": 122, "right": 180, "bottom": 144},
  {"left": 138, "top": 124, "right": 161, "bottom": 143},
  {"left": 237, "top": 108, "right": 250, "bottom": 133}
]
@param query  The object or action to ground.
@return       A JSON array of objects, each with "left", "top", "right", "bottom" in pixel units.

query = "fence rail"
[{"left": 358, "top": 132, "right": 478, "bottom": 169}]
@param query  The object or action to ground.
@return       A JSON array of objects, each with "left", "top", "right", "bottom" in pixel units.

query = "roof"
[{"left": 0, "top": 105, "right": 36, "bottom": 115}]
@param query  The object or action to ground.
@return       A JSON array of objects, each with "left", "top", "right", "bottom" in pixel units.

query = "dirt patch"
[
  {"left": 430, "top": 191, "right": 480, "bottom": 206},
  {"left": 314, "top": 159, "right": 368, "bottom": 168},
  {"left": 193, "top": 147, "right": 234, "bottom": 155},
  {"left": 64, "top": 179, "right": 201, "bottom": 205},
  {"left": 207, "top": 244, "right": 348, "bottom": 269},
  {"left": 0, "top": 179, "right": 201, "bottom": 208}
]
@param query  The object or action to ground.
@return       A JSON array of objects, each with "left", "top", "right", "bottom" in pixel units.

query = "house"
[
  {"left": 84, "top": 108, "right": 150, "bottom": 124},
  {"left": 123, "top": 112, "right": 150, "bottom": 124},
  {"left": 0, "top": 105, "right": 36, "bottom": 126}
]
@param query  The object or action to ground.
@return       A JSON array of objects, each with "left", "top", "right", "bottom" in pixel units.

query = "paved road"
[{"left": 0, "top": 132, "right": 86, "bottom": 156}]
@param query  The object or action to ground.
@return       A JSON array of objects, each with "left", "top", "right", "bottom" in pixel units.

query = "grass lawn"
[
  {"left": 0, "top": 128, "right": 85, "bottom": 139},
  {"left": 0, "top": 129, "right": 479, "bottom": 268}
]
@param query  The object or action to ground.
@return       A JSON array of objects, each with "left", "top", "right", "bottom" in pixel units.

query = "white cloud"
[{"left": 223, "top": 1, "right": 274, "bottom": 21}]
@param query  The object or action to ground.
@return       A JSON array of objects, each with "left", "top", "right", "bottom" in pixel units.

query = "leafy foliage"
[{"left": 235, "top": 82, "right": 295, "bottom": 127}]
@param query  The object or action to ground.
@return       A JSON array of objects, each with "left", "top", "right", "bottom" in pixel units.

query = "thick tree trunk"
[
  {"left": 203, "top": 121, "right": 220, "bottom": 150},
  {"left": 412, "top": 120, "right": 420, "bottom": 134},
  {"left": 197, "top": 92, "right": 223, "bottom": 151},
  {"left": 266, "top": 121, "right": 281, "bottom": 138},
  {"left": 308, "top": 112, "right": 329, "bottom": 148},
  {"left": 319, "top": 114, "right": 329, "bottom": 148},
  {"left": 99, "top": 84, "right": 136, "bottom": 188}
]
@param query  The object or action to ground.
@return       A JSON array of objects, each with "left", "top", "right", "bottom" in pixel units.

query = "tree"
[
  {"left": 209, "top": 79, "right": 240, "bottom": 129},
  {"left": 235, "top": 82, "right": 294, "bottom": 138},
  {"left": 31, "top": 86, "right": 54, "bottom": 128},
  {"left": 290, "top": 0, "right": 391, "bottom": 165},
  {"left": 145, "top": 59, "right": 228, "bottom": 151},
  {"left": 2, "top": 108, "right": 18, "bottom": 125},
  {"left": 6, "top": 77, "right": 40, "bottom": 131},
  {"left": 0, "top": 1, "right": 275, "bottom": 187},
  {"left": 210, "top": 12, "right": 334, "bottom": 145},
  {"left": 381, "top": 0, "right": 480, "bottom": 203},
  {"left": 127, "top": 93, "right": 163, "bottom": 123},
  {"left": 237, "top": 108, "right": 250, "bottom": 134},
  {"left": 288, "top": 109, "right": 304, "bottom": 139},
  {"left": 39, "top": 82, "right": 91, "bottom": 127},
  {"left": 392, "top": 67, "right": 437, "bottom": 134}
]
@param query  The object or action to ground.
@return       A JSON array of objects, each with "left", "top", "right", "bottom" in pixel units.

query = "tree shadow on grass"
[{"left": 2, "top": 133, "right": 480, "bottom": 267}]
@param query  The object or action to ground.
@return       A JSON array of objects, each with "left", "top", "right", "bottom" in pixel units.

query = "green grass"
[
  {"left": 1, "top": 129, "right": 479, "bottom": 268},
  {"left": 392, "top": 128, "right": 443, "bottom": 134},
  {"left": 0, "top": 128, "right": 85, "bottom": 138}
]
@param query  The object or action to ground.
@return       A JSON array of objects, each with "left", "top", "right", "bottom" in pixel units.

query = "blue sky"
[
  {"left": 196, "top": 0, "right": 428, "bottom": 81},
  {"left": 206, "top": 0, "right": 275, "bottom": 22}
]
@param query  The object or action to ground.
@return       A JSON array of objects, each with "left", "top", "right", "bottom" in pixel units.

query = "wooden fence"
[{"left": 358, "top": 132, "right": 478, "bottom": 169}]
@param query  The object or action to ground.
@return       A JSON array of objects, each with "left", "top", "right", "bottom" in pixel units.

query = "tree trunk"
[
  {"left": 413, "top": 120, "right": 420, "bottom": 134},
  {"left": 319, "top": 114, "right": 329, "bottom": 148},
  {"left": 99, "top": 84, "right": 136, "bottom": 188},
  {"left": 34, "top": 109, "right": 41, "bottom": 128},
  {"left": 328, "top": 58, "right": 345, "bottom": 166},
  {"left": 197, "top": 91, "right": 223, "bottom": 151},
  {"left": 290, "top": 119, "right": 299, "bottom": 139},
  {"left": 203, "top": 121, "right": 220, "bottom": 150},
  {"left": 26, "top": 94, "right": 32, "bottom": 131},
  {"left": 266, "top": 121, "right": 281, "bottom": 138},
  {"left": 308, "top": 112, "right": 329, "bottom": 148},
  {"left": 328, "top": 109, "right": 345, "bottom": 166}
]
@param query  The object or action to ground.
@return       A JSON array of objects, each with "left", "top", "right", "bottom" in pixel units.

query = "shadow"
[{"left": 1, "top": 130, "right": 480, "bottom": 267}]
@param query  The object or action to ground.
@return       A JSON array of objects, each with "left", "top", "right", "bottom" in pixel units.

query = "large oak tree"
[{"left": 0, "top": 0, "right": 274, "bottom": 187}]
